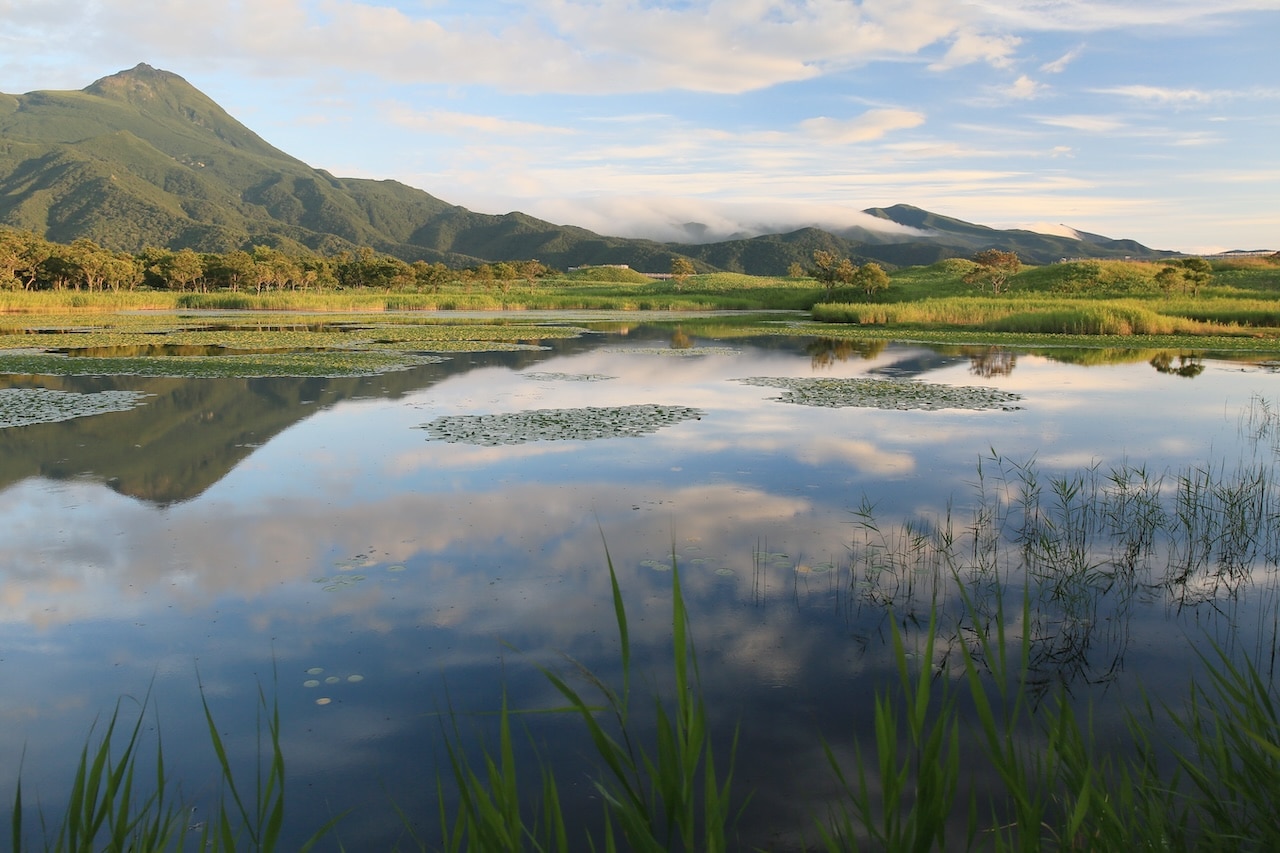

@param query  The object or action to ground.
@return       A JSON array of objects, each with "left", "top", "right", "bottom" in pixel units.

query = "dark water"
[{"left": 1, "top": 321, "right": 1278, "bottom": 849}]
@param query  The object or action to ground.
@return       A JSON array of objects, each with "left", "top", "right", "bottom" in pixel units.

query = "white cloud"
[
  {"left": 799, "top": 109, "right": 926, "bottom": 144},
  {"left": 1002, "top": 74, "right": 1044, "bottom": 100},
  {"left": 498, "top": 196, "right": 934, "bottom": 243},
  {"left": 0, "top": 0, "right": 993, "bottom": 96},
  {"left": 1036, "top": 114, "right": 1128, "bottom": 133},
  {"left": 970, "top": 0, "right": 1280, "bottom": 32},
  {"left": 928, "top": 28, "right": 1021, "bottom": 70},
  {"left": 1040, "top": 44, "right": 1084, "bottom": 73},
  {"left": 1093, "top": 84, "right": 1217, "bottom": 104},
  {"left": 384, "top": 104, "right": 574, "bottom": 137}
]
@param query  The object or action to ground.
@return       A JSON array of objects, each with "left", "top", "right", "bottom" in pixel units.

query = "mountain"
[{"left": 0, "top": 64, "right": 1173, "bottom": 272}]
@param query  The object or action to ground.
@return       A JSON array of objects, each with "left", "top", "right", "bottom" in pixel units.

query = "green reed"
[
  {"left": 431, "top": 547, "right": 741, "bottom": 851},
  {"left": 9, "top": 681, "right": 337, "bottom": 852}
]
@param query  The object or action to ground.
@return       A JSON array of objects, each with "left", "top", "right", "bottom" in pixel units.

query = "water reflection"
[
  {"left": 967, "top": 346, "right": 1017, "bottom": 377},
  {"left": 806, "top": 337, "right": 888, "bottom": 369},
  {"left": 1150, "top": 351, "right": 1206, "bottom": 377},
  {"left": 2, "top": 326, "right": 1279, "bottom": 848}
]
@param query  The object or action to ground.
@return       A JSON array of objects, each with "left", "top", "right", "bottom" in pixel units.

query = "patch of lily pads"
[
  {"left": 0, "top": 317, "right": 590, "bottom": 376},
  {"left": 0, "top": 387, "right": 151, "bottom": 428},
  {"left": 605, "top": 346, "right": 740, "bottom": 357},
  {"left": 521, "top": 372, "right": 615, "bottom": 382},
  {"left": 0, "top": 350, "right": 447, "bottom": 378},
  {"left": 420, "top": 403, "right": 705, "bottom": 445},
  {"left": 736, "top": 376, "right": 1022, "bottom": 411}
]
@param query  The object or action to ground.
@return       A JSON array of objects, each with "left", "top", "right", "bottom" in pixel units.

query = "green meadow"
[{"left": 4, "top": 255, "right": 1279, "bottom": 350}]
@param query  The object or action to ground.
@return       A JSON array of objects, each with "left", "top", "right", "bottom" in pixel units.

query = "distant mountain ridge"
[{"left": 0, "top": 64, "right": 1177, "bottom": 272}]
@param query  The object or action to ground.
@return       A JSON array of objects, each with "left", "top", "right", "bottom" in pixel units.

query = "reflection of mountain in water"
[
  {"left": 865, "top": 350, "right": 969, "bottom": 378},
  {"left": 0, "top": 341, "right": 591, "bottom": 504}
]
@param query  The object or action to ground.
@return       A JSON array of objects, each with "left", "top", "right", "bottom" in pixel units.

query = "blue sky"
[{"left": 2, "top": 0, "right": 1277, "bottom": 253}]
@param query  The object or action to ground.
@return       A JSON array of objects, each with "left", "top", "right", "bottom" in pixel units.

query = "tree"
[
  {"left": 101, "top": 253, "right": 142, "bottom": 291},
  {"left": 69, "top": 238, "right": 113, "bottom": 291},
  {"left": 787, "top": 262, "right": 806, "bottom": 279},
  {"left": 854, "top": 262, "right": 890, "bottom": 296},
  {"left": 811, "top": 250, "right": 857, "bottom": 300},
  {"left": 671, "top": 257, "right": 695, "bottom": 287},
  {"left": 518, "top": 259, "right": 547, "bottom": 285},
  {"left": 1155, "top": 258, "right": 1213, "bottom": 296},
  {"left": 0, "top": 230, "right": 51, "bottom": 290},
  {"left": 413, "top": 260, "right": 451, "bottom": 292},
  {"left": 156, "top": 248, "right": 205, "bottom": 291},
  {"left": 207, "top": 250, "right": 256, "bottom": 292},
  {"left": 964, "top": 250, "right": 1021, "bottom": 294}
]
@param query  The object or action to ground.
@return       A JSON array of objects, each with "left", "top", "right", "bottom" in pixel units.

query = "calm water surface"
[{"left": 2, "top": 320, "right": 1278, "bottom": 848}]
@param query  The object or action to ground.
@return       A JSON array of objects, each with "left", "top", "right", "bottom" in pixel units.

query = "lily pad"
[
  {"left": 420, "top": 404, "right": 705, "bottom": 445},
  {"left": 607, "top": 346, "right": 739, "bottom": 357},
  {"left": 0, "top": 350, "right": 447, "bottom": 378},
  {"left": 736, "top": 377, "right": 1022, "bottom": 411},
  {"left": 0, "top": 387, "right": 151, "bottom": 428},
  {"left": 521, "top": 372, "right": 615, "bottom": 382}
]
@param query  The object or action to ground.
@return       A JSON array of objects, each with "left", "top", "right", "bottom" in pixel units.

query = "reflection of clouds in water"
[
  {"left": 0, "top": 480, "right": 820, "bottom": 632},
  {"left": 792, "top": 435, "right": 914, "bottom": 475}
]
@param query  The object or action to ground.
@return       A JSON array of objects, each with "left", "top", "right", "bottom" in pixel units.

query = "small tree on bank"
[
  {"left": 670, "top": 257, "right": 695, "bottom": 288},
  {"left": 854, "top": 262, "right": 890, "bottom": 297},
  {"left": 812, "top": 251, "right": 890, "bottom": 300},
  {"left": 964, "top": 249, "right": 1021, "bottom": 294},
  {"left": 1156, "top": 257, "right": 1213, "bottom": 296},
  {"left": 811, "top": 250, "right": 856, "bottom": 300}
]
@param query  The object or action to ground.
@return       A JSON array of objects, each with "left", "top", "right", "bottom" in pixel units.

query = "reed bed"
[
  {"left": 811, "top": 296, "right": 1249, "bottom": 337},
  {"left": 0, "top": 291, "right": 181, "bottom": 313}
]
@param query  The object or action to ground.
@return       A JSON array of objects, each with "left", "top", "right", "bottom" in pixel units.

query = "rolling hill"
[{"left": 0, "top": 64, "right": 1175, "bottom": 272}]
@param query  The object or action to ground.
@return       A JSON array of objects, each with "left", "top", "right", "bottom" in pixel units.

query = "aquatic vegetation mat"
[
  {"left": 0, "top": 350, "right": 447, "bottom": 378},
  {"left": 0, "top": 387, "right": 151, "bottom": 428},
  {"left": 521, "top": 372, "right": 615, "bottom": 382},
  {"left": 604, "top": 346, "right": 740, "bottom": 357},
  {"left": 736, "top": 376, "right": 1023, "bottom": 410},
  {"left": 420, "top": 404, "right": 704, "bottom": 445}
]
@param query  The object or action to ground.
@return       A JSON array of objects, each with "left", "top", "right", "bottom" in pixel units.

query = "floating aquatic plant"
[
  {"left": 736, "top": 376, "right": 1022, "bottom": 411},
  {"left": 605, "top": 346, "right": 740, "bottom": 357},
  {"left": 521, "top": 372, "right": 615, "bottom": 382},
  {"left": 0, "top": 387, "right": 151, "bottom": 428},
  {"left": 0, "top": 350, "right": 446, "bottom": 378},
  {"left": 420, "top": 404, "right": 704, "bottom": 445}
]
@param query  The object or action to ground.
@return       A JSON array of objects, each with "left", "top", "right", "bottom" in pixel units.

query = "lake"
[{"left": 2, "top": 313, "right": 1278, "bottom": 849}]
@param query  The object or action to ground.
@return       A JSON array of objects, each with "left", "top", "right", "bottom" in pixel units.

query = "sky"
[{"left": 2, "top": 0, "right": 1278, "bottom": 254}]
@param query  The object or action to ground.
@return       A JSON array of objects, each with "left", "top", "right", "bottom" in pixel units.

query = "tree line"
[{"left": 0, "top": 229, "right": 555, "bottom": 293}]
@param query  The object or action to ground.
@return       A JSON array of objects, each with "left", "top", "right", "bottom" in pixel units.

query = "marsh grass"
[
  {"left": 810, "top": 296, "right": 1232, "bottom": 336},
  {"left": 430, "top": 549, "right": 741, "bottom": 851},
  {"left": 9, "top": 682, "right": 338, "bottom": 852}
]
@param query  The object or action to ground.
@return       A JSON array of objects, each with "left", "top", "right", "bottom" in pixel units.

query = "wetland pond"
[{"left": 2, "top": 312, "right": 1279, "bottom": 849}]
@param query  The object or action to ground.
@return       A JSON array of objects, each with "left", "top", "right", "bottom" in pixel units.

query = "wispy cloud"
[
  {"left": 928, "top": 28, "right": 1021, "bottom": 70},
  {"left": 385, "top": 105, "right": 574, "bottom": 137},
  {"left": 1036, "top": 114, "right": 1129, "bottom": 133},
  {"left": 1040, "top": 45, "right": 1085, "bottom": 73},
  {"left": 1088, "top": 84, "right": 1280, "bottom": 105},
  {"left": 800, "top": 109, "right": 927, "bottom": 144},
  {"left": 972, "top": 0, "right": 1280, "bottom": 31}
]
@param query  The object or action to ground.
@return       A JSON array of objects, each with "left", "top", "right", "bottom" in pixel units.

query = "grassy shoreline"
[{"left": 4, "top": 255, "right": 1280, "bottom": 351}]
